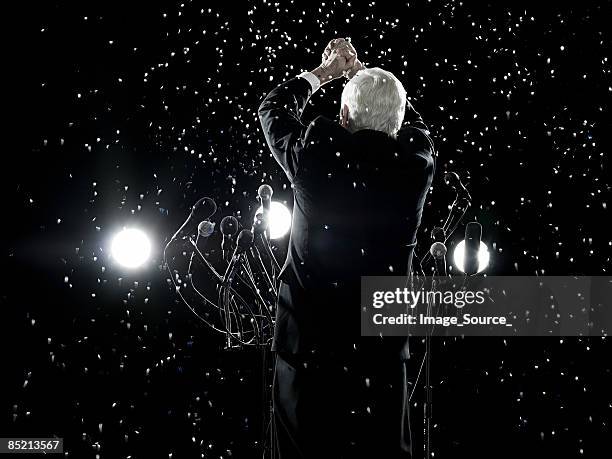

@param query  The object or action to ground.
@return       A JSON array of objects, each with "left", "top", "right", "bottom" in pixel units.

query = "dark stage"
[{"left": 3, "top": 1, "right": 611, "bottom": 458}]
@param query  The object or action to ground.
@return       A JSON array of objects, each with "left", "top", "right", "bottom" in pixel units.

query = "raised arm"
[
  {"left": 258, "top": 38, "right": 359, "bottom": 181},
  {"left": 258, "top": 78, "right": 314, "bottom": 181}
]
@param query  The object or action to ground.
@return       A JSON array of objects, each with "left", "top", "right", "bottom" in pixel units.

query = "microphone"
[
  {"left": 443, "top": 172, "right": 472, "bottom": 201},
  {"left": 429, "top": 241, "right": 447, "bottom": 276},
  {"left": 258, "top": 184, "right": 273, "bottom": 210},
  {"left": 192, "top": 197, "right": 218, "bottom": 219},
  {"left": 252, "top": 212, "right": 267, "bottom": 236},
  {"left": 198, "top": 220, "right": 215, "bottom": 238},
  {"left": 220, "top": 216, "right": 239, "bottom": 261},
  {"left": 463, "top": 222, "right": 482, "bottom": 275},
  {"left": 223, "top": 229, "right": 254, "bottom": 283},
  {"left": 258, "top": 184, "right": 273, "bottom": 238},
  {"left": 188, "top": 220, "right": 215, "bottom": 273},
  {"left": 170, "top": 197, "right": 217, "bottom": 241},
  {"left": 236, "top": 229, "right": 255, "bottom": 253}
]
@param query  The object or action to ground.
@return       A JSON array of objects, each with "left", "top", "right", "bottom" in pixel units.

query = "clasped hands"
[{"left": 311, "top": 38, "right": 365, "bottom": 85}]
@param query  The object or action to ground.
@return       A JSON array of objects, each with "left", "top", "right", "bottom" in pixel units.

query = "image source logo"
[{"left": 361, "top": 276, "right": 612, "bottom": 337}]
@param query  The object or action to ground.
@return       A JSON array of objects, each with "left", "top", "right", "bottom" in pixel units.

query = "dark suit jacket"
[{"left": 258, "top": 77, "right": 434, "bottom": 359}]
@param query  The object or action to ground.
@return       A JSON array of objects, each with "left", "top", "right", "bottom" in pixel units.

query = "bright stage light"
[
  {"left": 111, "top": 228, "right": 152, "bottom": 268},
  {"left": 257, "top": 201, "right": 292, "bottom": 239},
  {"left": 453, "top": 240, "right": 490, "bottom": 273}
]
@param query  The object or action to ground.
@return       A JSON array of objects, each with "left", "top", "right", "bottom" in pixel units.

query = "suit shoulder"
[
  {"left": 396, "top": 127, "right": 435, "bottom": 178},
  {"left": 397, "top": 125, "right": 434, "bottom": 155},
  {"left": 302, "top": 115, "right": 350, "bottom": 149}
]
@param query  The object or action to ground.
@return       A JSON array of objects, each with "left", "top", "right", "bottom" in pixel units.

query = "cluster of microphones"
[
  {"left": 164, "top": 185, "right": 282, "bottom": 348},
  {"left": 164, "top": 172, "right": 485, "bottom": 347}
]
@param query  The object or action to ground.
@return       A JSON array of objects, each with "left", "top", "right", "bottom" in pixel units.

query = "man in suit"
[{"left": 258, "top": 38, "right": 435, "bottom": 458}]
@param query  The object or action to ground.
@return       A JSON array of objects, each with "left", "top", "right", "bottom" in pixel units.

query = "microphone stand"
[
  {"left": 258, "top": 233, "right": 281, "bottom": 274},
  {"left": 424, "top": 257, "right": 437, "bottom": 459},
  {"left": 424, "top": 240, "right": 448, "bottom": 458},
  {"left": 252, "top": 208, "right": 278, "bottom": 459},
  {"left": 424, "top": 311, "right": 432, "bottom": 459},
  {"left": 166, "top": 196, "right": 279, "bottom": 459}
]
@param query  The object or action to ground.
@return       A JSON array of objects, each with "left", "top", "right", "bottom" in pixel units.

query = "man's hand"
[
  {"left": 322, "top": 38, "right": 364, "bottom": 79},
  {"left": 344, "top": 58, "right": 365, "bottom": 79},
  {"left": 311, "top": 38, "right": 362, "bottom": 85}
]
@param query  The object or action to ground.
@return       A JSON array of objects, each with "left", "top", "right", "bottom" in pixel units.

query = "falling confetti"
[{"left": 4, "top": 1, "right": 611, "bottom": 457}]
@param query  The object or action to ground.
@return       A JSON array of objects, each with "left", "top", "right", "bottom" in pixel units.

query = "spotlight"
[
  {"left": 256, "top": 201, "right": 291, "bottom": 239},
  {"left": 452, "top": 240, "right": 490, "bottom": 273},
  {"left": 111, "top": 228, "right": 152, "bottom": 268}
]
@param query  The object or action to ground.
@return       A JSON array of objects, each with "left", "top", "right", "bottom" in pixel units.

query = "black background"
[{"left": 3, "top": 0, "right": 611, "bottom": 457}]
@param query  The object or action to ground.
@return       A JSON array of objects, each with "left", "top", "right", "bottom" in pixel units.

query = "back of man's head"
[{"left": 341, "top": 67, "right": 407, "bottom": 137}]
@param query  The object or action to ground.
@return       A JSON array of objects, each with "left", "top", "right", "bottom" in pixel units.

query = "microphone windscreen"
[
  {"left": 430, "top": 241, "right": 447, "bottom": 259},
  {"left": 220, "top": 216, "right": 239, "bottom": 236},
  {"left": 258, "top": 184, "right": 273, "bottom": 200},
  {"left": 465, "top": 222, "right": 482, "bottom": 243},
  {"left": 197, "top": 220, "right": 215, "bottom": 237},
  {"left": 192, "top": 197, "right": 217, "bottom": 219}
]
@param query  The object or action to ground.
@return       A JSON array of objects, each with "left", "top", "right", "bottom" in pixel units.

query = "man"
[{"left": 258, "top": 38, "right": 434, "bottom": 458}]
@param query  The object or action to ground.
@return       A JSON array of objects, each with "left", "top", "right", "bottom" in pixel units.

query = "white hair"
[{"left": 341, "top": 67, "right": 407, "bottom": 137}]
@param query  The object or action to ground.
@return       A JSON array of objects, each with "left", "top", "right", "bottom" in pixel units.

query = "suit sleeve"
[{"left": 258, "top": 77, "right": 314, "bottom": 182}]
